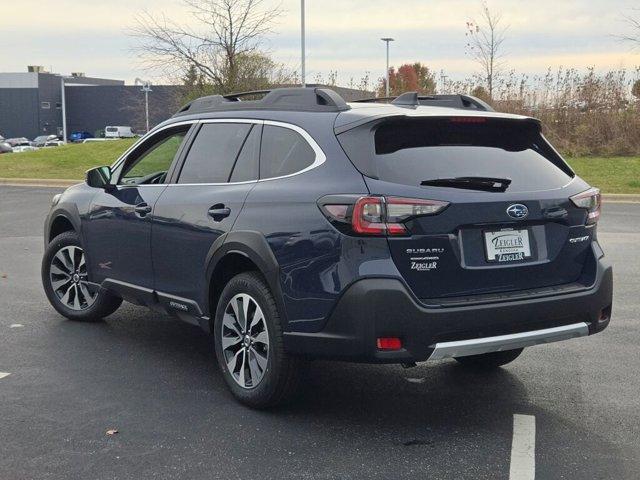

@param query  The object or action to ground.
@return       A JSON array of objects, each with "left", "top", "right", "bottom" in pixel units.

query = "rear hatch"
[{"left": 337, "top": 115, "right": 597, "bottom": 301}]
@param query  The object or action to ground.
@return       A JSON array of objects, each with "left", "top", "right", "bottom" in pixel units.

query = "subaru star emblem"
[{"left": 506, "top": 204, "right": 529, "bottom": 219}]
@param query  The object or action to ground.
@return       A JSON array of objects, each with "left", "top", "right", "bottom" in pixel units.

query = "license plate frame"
[{"left": 483, "top": 228, "right": 532, "bottom": 263}]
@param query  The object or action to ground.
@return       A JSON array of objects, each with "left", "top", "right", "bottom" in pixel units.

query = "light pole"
[
  {"left": 381, "top": 37, "right": 394, "bottom": 97},
  {"left": 301, "top": 0, "right": 306, "bottom": 87},
  {"left": 135, "top": 78, "right": 152, "bottom": 133},
  {"left": 60, "top": 76, "right": 67, "bottom": 142}
]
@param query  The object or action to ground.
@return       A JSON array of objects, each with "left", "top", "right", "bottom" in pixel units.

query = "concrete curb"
[
  {"left": 1, "top": 178, "right": 640, "bottom": 203},
  {"left": 602, "top": 194, "right": 640, "bottom": 203},
  {"left": 0, "top": 178, "right": 80, "bottom": 188}
]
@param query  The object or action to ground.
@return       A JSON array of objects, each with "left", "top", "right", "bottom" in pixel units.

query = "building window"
[{"left": 41, "top": 102, "right": 51, "bottom": 109}]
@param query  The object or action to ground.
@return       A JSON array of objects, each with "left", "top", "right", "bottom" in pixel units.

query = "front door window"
[{"left": 120, "top": 131, "right": 188, "bottom": 185}]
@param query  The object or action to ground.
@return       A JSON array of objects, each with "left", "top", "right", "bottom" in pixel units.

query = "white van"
[{"left": 105, "top": 126, "right": 135, "bottom": 138}]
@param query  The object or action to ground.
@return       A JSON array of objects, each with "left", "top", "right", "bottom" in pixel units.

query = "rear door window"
[
  {"left": 178, "top": 123, "right": 252, "bottom": 184},
  {"left": 339, "top": 117, "right": 574, "bottom": 192},
  {"left": 260, "top": 125, "right": 316, "bottom": 179}
]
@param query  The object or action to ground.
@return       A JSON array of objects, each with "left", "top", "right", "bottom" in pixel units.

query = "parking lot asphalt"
[{"left": 0, "top": 185, "right": 638, "bottom": 480}]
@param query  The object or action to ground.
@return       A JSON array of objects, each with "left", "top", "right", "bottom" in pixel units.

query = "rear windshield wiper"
[{"left": 420, "top": 176, "right": 512, "bottom": 192}]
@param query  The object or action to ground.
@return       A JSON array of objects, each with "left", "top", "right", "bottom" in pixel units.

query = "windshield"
[{"left": 338, "top": 117, "right": 574, "bottom": 193}]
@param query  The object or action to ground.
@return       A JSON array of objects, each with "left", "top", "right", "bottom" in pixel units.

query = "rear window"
[{"left": 338, "top": 117, "right": 574, "bottom": 192}]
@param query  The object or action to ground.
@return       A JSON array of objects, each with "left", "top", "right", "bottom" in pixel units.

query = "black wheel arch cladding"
[{"left": 205, "top": 230, "right": 287, "bottom": 324}]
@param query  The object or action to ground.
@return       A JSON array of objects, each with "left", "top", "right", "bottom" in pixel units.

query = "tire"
[
  {"left": 213, "top": 272, "right": 300, "bottom": 408},
  {"left": 454, "top": 348, "right": 524, "bottom": 370},
  {"left": 42, "top": 231, "right": 122, "bottom": 322}
]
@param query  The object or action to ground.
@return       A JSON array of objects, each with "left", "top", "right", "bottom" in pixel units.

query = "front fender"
[{"left": 44, "top": 204, "right": 82, "bottom": 246}]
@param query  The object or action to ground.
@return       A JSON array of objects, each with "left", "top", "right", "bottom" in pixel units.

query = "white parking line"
[
  {"left": 405, "top": 377, "right": 426, "bottom": 384},
  {"left": 509, "top": 414, "right": 536, "bottom": 480},
  {"left": 9, "top": 324, "right": 24, "bottom": 328},
  {"left": 0, "top": 372, "right": 11, "bottom": 380}
]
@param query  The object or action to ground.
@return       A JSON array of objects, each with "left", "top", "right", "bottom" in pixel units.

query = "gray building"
[
  {"left": 0, "top": 68, "right": 182, "bottom": 140},
  {"left": 65, "top": 85, "right": 184, "bottom": 137},
  {"left": 0, "top": 68, "right": 370, "bottom": 141},
  {"left": 0, "top": 68, "right": 124, "bottom": 139}
]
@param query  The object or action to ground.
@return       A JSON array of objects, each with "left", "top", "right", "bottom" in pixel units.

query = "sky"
[{"left": 1, "top": 0, "right": 639, "bottom": 86}]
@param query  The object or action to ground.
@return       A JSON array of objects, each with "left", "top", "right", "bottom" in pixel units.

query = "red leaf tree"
[{"left": 378, "top": 62, "right": 437, "bottom": 97}]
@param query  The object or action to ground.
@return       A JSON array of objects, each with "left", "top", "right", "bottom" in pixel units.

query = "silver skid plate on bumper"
[{"left": 428, "top": 322, "right": 589, "bottom": 360}]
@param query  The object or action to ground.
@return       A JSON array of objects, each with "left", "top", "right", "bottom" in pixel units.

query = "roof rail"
[
  {"left": 352, "top": 92, "right": 494, "bottom": 112},
  {"left": 223, "top": 90, "right": 271, "bottom": 101},
  {"left": 173, "top": 87, "right": 350, "bottom": 117},
  {"left": 352, "top": 96, "right": 396, "bottom": 103}
]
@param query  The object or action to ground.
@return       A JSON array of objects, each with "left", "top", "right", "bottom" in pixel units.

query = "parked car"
[
  {"left": 41, "top": 88, "right": 613, "bottom": 408},
  {"left": 69, "top": 131, "right": 94, "bottom": 143},
  {"left": 5, "top": 138, "right": 37, "bottom": 153},
  {"left": 6, "top": 137, "right": 32, "bottom": 146},
  {"left": 33, "top": 135, "right": 59, "bottom": 147},
  {"left": 0, "top": 142, "right": 12, "bottom": 154},
  {"left": 104, "top": 126, "right": 135, "bottom": 138},
  {"left": 44, "top": 140, "right": 65, "bottom": 147}
]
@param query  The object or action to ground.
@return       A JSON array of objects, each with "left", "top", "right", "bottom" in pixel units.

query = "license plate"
[{"left": 484, "top": 228, "right": 531, "bottom": 262}]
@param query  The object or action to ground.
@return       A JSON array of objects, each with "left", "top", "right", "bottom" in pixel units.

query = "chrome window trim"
[
  {"left": 168, "top": 179, "right": 259, "bottom": 187},
  {"left": 111, "top": 118, "right": 326, "bottom": 187},
  {"left": 258, "top": 120, "right": 326, "bottom": 182}
]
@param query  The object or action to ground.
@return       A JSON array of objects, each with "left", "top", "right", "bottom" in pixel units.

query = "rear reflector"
[
  {"left": 377, "top": 337, "right": 402, "bottom": 350},
  {"left": 599, "top": 307, "right": 611, "bottom": 321}
]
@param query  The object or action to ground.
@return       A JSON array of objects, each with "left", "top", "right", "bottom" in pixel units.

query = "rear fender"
[{"left": 205, "top": 230, "right": 286, "bottom": 324}]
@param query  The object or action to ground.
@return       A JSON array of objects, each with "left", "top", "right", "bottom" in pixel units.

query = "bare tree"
[
  {"left": 465, "top": 1, "right": 508, "bottom": 98},
  {"left": 617, "top": 9, "right": 640, "bottom": 49},
  {"left": 130, "top": 0, "right": 284, "bottom": 92}
]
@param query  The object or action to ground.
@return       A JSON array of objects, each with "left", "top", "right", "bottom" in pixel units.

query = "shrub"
[{"left": 437, "top": 67, "right": 640, "bottom": 156}]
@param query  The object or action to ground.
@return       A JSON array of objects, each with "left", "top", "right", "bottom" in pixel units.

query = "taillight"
[
  {"left": 570, "top": 188, "right": 601, "bottom": 225},
  {"left": 352, "top": 196, "right": 387, "bottom": 235},
  {"left": 320, "top": 195, "right": 448, "bottom": 236}
]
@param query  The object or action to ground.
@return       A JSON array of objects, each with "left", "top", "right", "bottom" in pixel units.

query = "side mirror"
[{"left": 86, "top": 166, "right": 112, "bottom": 189}]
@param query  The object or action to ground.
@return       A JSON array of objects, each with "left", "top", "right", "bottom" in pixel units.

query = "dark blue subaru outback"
[{"left": 42, "top": 88, "right": 613, "bottom": 407}]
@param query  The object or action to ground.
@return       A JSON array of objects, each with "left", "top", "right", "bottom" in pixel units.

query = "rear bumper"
[{"left": 283, "top": 257, "right": 613, "bottom": 363}]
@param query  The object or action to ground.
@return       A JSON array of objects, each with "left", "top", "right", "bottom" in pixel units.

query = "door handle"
[
  {"left": 208, "top": 204, "right": 231, "bottom": 221},
  {"left": 134, "top": 203, "right": 152, "bottom": 216}
]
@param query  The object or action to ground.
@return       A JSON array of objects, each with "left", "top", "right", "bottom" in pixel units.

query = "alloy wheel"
[
  {"left": 49, "top": 246, "right": 97, "bottom": 311},
  {"left": 221, "top": 293, "right": 270, "bottom": 389}
]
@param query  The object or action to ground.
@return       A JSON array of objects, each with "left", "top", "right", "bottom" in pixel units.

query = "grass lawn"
[
  {"left": 0, "top": 139, "right": 136, "bottom": 180},
  {"left": 566, "top": 157, "right": 640, "bottom": 194},
  {"left": 0, "top": 141, "right": 639, "bottom": 193}
]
